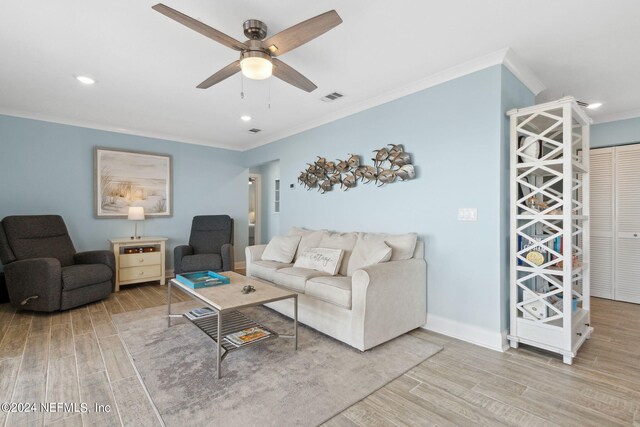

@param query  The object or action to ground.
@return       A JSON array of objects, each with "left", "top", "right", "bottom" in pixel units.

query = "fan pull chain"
[
  {"left": 240, "top": 74, "right": 244, "bottom": 99},
  {"left": 268, "top": 78, "right": 271, "bottom": 109}
]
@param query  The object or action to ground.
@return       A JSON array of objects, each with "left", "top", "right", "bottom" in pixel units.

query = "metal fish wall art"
[{"left": 297, "top": 144, "right": 415, "bottom": 192}]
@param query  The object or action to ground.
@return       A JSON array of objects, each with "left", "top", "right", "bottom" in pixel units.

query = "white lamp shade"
[
  {"left": 240, "top": 52, "right": 273, "bottom": 80},
  {"left": 127, "top": 207, "right": 145, "bottom": 221}
]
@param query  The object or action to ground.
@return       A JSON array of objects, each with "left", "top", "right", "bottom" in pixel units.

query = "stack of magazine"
[
  {"left": 225, "top": 327, "right": 271, "bottom": 347},
  {"left": 184, "top": 307, "right": 216, "bottom": 321}
]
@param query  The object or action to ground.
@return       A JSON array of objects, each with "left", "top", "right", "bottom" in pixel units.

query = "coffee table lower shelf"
[{"left": 185, "top": 310, "right": 278, "bottom": 360}]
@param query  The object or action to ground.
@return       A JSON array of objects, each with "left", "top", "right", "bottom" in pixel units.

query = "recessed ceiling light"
[
  {"left": 76, "top": 75, "right": 95, "bottom": 85},
  {"left": 240, "top": 115, "right": 252, "bottom": 122},
  {"left": 587, "top": 102, "right": 602, "bottom": 109}
]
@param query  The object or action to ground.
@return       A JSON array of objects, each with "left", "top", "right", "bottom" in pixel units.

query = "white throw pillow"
[
  {"left": 288, "top": 227, "right": 327, "bottom": 261},
  {"left": 366, "top": 240, "right": 392, "bottom": 264},
  {"left": 374, "top": 232, "right": 418, "bottom": 261},
  {"left": 293, "top": 247, "right": 344, "bottom": 275},
  {"left": 347, "top": 232, "right": 417, "bottom": 275},
  {"left": 347, "top": 236, "right": 392, "bottom": 275},
  {"left": 261, "top": 235, "right": 301, "bottom": 263},
  {"left": 319, "top": 232, "right": 358, "bottom": 276}
]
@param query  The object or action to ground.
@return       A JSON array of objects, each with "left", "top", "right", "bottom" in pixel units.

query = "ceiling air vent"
[
  {"left": 320, "top": 92, "right": 344, "bottom": 102},
  {"left": 248, "top": 128, "right": 262, "bottom": 133}
]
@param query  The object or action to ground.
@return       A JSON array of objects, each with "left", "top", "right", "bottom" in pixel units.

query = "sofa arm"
[
  {"left": 245, "top": 244, "right": 267, "bottom": 277},
  {"left": 75, "top": 250, "right": 116, "bottom": 274},
  {"left": 221, "top": 244, "right": 234, "bottom": 272},
  {"left": 4, "top": 258, "right": 62, "bottom": 312},
  {"left": 351, "top": 258, "right": 427, "bottom": 349},
  {"left": 173, "top": 245, "right": 193, "bottom": 275}
]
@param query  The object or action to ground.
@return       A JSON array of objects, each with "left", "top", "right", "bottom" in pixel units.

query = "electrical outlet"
[{"left": 458, "top": 208, "right": 478, "bottom": 222}]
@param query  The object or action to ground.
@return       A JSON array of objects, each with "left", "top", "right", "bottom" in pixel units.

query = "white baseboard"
[
  {"left": 423, "top": 313, "right": 507, "bottom": 352},
  {"left": 501, "top": 329, "right": 510, "bottom": 352}
]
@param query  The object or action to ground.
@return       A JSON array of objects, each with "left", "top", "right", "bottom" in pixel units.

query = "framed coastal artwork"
[{"left": 94, "top": 148, "right": 172, "bottom": 218}]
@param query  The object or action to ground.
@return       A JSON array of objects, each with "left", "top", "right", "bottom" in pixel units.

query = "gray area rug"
[{"left": 113, "top": 301, "right": 442, "bottom": 427}]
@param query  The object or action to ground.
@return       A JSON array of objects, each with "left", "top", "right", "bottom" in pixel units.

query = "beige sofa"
[{"left": 245, "top": 228, "right": 426, "bottom": 351}]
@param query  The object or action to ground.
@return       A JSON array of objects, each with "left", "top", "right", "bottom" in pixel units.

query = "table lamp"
[{"left": 128, "top": 207, "right": 145, "bottom": 239}]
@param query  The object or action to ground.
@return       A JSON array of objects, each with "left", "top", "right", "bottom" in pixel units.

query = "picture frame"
[{"left": 94, "top": 147, "right": 173, "bottom": 218}]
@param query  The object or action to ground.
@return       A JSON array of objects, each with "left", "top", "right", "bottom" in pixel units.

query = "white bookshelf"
[{"left": 507, "top": 97, "right": 593, "bottom": 364}]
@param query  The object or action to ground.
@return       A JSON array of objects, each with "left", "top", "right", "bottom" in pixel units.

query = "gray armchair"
[
  {"left": 174, "top": 215, "right": 234, "bottom": 274},
  {"left": 0, "top": 215, "right": 115, "bottom": 312}
]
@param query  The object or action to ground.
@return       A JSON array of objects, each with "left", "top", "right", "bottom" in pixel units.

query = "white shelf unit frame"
[{"left": 507, "top": 97, "right": 593, "bottom": 365}]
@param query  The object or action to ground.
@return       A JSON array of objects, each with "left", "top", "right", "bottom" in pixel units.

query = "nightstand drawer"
[
  {"left": 120, "top": 265, "right": 162, "bottom": 282},
  {"left": 119, "top": 252, "right": 161, "bottom": 268}
]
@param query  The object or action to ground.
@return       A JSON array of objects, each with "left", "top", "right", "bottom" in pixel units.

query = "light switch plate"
[{"left": 458, "top": 208, "right": 478, "bottom": 222}]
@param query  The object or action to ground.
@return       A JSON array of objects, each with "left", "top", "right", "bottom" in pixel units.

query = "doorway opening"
[{"left": 248, "top": 174, "right": 261, "bottom": 246}]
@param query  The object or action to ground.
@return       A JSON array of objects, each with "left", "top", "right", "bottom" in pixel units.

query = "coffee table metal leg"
[
  {"left": 167, "top": 279, "right": 172, "bottom": 327},
  {"left": 217, "top": 311, "right": 222, "bottom": 379},
  {"left": 294, "top": 295, "right": 298, "bottom": 350}
]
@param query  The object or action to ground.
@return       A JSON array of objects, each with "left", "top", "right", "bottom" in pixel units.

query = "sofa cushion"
[
  {"left": 180, "top": 254, "right": 222, "bottom": 272},
  {"left": 2, "top": 215, "right": 77, "bottom": 267},
  {"left": 347, "top": 232, "right": 417, "bottom": 275},
  {"left": 288, "top": 227, "right": 327, "bottom": 261},
  {"left": 262, "top": 235, "right": 301, "bottom": 263},
  {"left": 382, "top": 233, "right": 418, "bottom": 261},
  {"left": 250, "top": 260, "right": 293, "bottom": 282},
  {"left": 189, "top": 215, "right": 233, "bottom": 255},
  {"left": 318, "top": 232, "right": 358, "bottom": 276},
  {"left": 347, "top": 235, "right": 392, "bottom": 276},
  {"left": 62, "top": 264, "right": 113, "bottom": 291},
  {"left": 272, "top": 267, "right": 330, "bottom": 293},
  {"left": 305, "top": 276, "right": 353, "bottom": 309},
  {"left": 293, "top": 247, "right": 344, "bottom": 275}
]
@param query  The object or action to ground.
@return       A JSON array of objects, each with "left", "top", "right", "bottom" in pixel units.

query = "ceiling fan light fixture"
[{"left": 240, "top": 51, "right": 273, "bottom": 80}]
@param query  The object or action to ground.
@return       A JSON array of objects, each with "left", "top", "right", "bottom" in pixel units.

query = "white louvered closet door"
[
  {"left": 615, "top": 144, "right": 640, "bottom": 303},
  {"left": 590, "top": 148, "right": 615, "bottom": 299}
]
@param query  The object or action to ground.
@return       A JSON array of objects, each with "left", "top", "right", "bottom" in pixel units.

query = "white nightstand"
[{"left": 109, "top": 237, "right": 167, "bottom": 292}]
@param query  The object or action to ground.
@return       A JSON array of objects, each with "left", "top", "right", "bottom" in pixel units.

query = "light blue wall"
[
  {"left": 0, "top": 115, "right": 249, "bottom": 271},
  {"left": 0, "top": 65, "right": 535, "bottom": 342},
  {"left": 244, "top": 65, "right": 533, "bottom": 337},
  {"left": 591, "top": 117, "right": 640, "bottom": 148},
  {"left": 500, "top": 69, "right": 536, "bottom": 330}
]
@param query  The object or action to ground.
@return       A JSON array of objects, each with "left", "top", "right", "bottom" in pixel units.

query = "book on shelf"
[
  {"left": 520, "top": 234, "right": 550, "bottom": 266},
  {"left": 225, "top": 327, "right": 271, "bottom": 347},
  {"left": 184, "top": 307, "right": 216, "bottom": 320}
]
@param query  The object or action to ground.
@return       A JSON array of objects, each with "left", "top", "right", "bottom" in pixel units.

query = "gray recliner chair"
[
  {"left": 174, "top": 215, "right": 234, "bottom": 274},
  {"left": 0, "top": 215, "right": 115, "bottom": 312}
]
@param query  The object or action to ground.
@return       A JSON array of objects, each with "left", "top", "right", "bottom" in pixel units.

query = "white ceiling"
[{"left": 1, "top": 1, "right": 639, "bottom": 151}]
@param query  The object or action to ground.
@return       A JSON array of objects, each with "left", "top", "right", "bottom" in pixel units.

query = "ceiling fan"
[{"left": 152, "top": 4, "right": 343, "bottom": 92}]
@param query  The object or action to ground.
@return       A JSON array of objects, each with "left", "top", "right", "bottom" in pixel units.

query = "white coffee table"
[{"left": 167, "top": 271, "right": 298, "bottom": 378}]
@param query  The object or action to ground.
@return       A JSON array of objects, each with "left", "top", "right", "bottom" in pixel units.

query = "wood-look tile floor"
[{"left": 1, "top": 286, "right": 639, "bottom": 426}]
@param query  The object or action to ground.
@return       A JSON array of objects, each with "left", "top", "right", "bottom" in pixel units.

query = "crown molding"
[
  {"left": 2, "top": 47, "right": 546, "bottom": 153},
  {"left": 502, "top": 48, "right": 546, "bottom": 96},
  {"left": 241, "top": 47, "right": 545, "bottom": 151},
  {"left": 593, "top": 108, "right": 640, "bottom": 125},
  {"left": 0, "top": 109, "right": 244, "bottom": 152}
]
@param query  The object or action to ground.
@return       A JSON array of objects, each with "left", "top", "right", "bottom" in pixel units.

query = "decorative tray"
[{"left": 175, "top": 271, "right": 230, "bottom": 289}]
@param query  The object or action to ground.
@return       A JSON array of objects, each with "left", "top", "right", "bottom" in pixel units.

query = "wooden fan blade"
[
  {"left": 272, "top": 58, "right": 317, "bottom": 92},
  {"left": 152, "top": 3, "right": 247, "bottom": 51},
  {"left": 197, "top": 60, "right": 241, "bottom": 89},
  {"left": 262, "top": 10, "right": 342, "bottom": 57}
]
